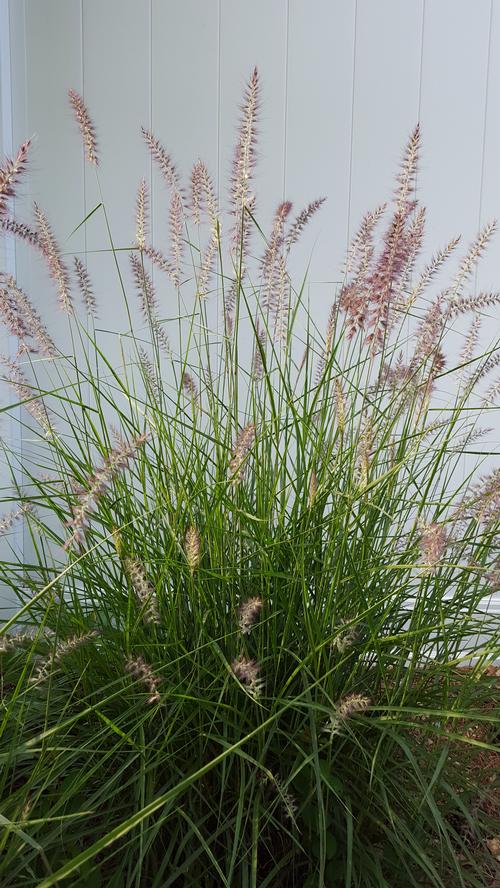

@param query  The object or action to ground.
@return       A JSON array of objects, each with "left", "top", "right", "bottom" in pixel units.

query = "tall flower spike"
[
  {"left": 184, "top": 525, "right": 201, "bottom": 574},
  {"left": 0, "top": 139, "right": 30, "bottom": 216},
  {"left": 261, "top": 202, "right": 292, "bottom": 324},
  {"left": 419, "top": 521, "right": 447, "bottom": 575},
  {"left": 238, "top": 596, "right": 263, "bottom": 635},
  {"left": 5, "top": 275, "right": 56, "bottom": 356},
  {"left": 124, "top": 557, "right": 159, "bottom": 623},
  {"left": 197, "top": 230, "right": 218, "bottom": 298},
  {"left": 135, "top": 179, "right": 148, "bottom": 249},
  {"left": 181, "top": 371, "right": 199, "bottom": 402},
  {"left": 1, "top": 356, "right": 52, "bottom": 436},
  {"left": 396, "top": 124, "right": 420, "bottom": 213},
  {"left": 285, "top": 197, "right": 326, "bottom": 250},
  {"left": 406, "top": 236, "right": 460, "bottom": 309},
  {"left": 142, "top": 129, "right": 181, "bottom": 191},
  {"left": 447, "top": 220, "right": 497, "bottom": 305},
  {"left": 169, "top": 189, "right": 184, "bottom": 287},
  {"left": 68, "top": 89, "right": 98, "bottom": 165},
  {"left": 34, "top": 203, "right": 73, "bottom": 314},
  {"left": 74, "top": 257, "right": 97, "bottom": 317},
  {"left": 190, "top": 159, "right": 218, "bottom": 226},
  {"left": 125, "top": 656, "right": 161, "bottom": 705},
  {"left": 231, "top": 67, "right": 259, "bottom": 242},
  {"left": 232, "top": 655, "right": 263, "bottom": 698},
  {"left": 64, "top": 431, "right": 148, "bottom": 549},
  {"left": 229, "top": 423, "right": 256, "bottom": 483},
  {"left": 0, "top": 217, "right": 40, "bottom": 248},
  {"left": 308, "top": 471, "right": 318, "bottom": 509},
  {"left": 130, "top": 253, "right": 170, "bottom": 354},
  {"left": 324, "top": 693, "right": 371, "bottom": 737}
]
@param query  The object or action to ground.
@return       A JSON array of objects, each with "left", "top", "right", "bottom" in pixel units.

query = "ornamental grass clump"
[{"left": 0, "top": 71, "right": 498, "bottom": 887}]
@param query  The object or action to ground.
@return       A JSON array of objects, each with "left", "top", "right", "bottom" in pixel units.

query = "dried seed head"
[
  {"left": 125, "top": 655, "right": 161, "bottom": 704},
  {"left": 130, "top": 253, "right": 170, "bottom": 354},
  {"left": 124, "top": 557, "right": 159, "bottom": 623},
  {"left": 64, "top": 432, "right": 148, "bottom": 549},
  {"left": 324, "top": 693, "right": 371, "bottom": 737},
  {"left": 0, "top": 502, "right": 32, "bottom": 535},
  {"left": 190, "top": 159, "right": 218, "bottom": 226},
  {"left": 142, "top": 128, "right": 181, "bottom": 191},
  {"left": 30, "top": 631, "right": 98, "bottom": 686},
  {"left": 135, "top": 179, "right": 148, "bottom": 250},
  {"left": 181, "top": 371, "right": 199, "bottom": 402},
  {"left": 285, "top": 197, "right": 326, "bottom": 250},
  {"left": 331, "top": 622, "right": 358, "bottom": 654},
  {"left": 4, "top": 275, "right": 56, "bottom": 356},
  {"left": 34, "top": 203, "right": 73, "bottom": 314},
  {"left": 0, "top": 139, "right": 30, "bottom": 215},
  {"left": 184, "top": 525, "right": 201, "bottom": 573},
  {"left": 232, "top": 655, "right": 263, "bottom": 698},
  {"left": 169, "top": 189, "right": 184, "bottom": 287},
  {"left": 0, "top": 216, "right": 39, "bottom": 247},
  {"left": 419, "top": 521, "right": 447, "bottom": 575},
  {"left": 74, "top": 257, "right": 97, "bottom": 317},
  {"left": 308, "top": 470, "right": 318, "bottom": 509},
  {"left": 1, "top": 356, "right": 53, "bottom": 436},
  {"left": 229, "top": 423, "right": 256, "bottom": 483},
  {"left": 237, "top": 596, "right": 263, "bottom": 635},
  {"left": 231, "top": 67, "right": 259, "bottom": 237},
  {"left": 68, "top": 89, "right": 98, "bottom": 165}
]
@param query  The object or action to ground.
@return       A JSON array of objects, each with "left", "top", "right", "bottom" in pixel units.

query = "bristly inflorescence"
[
  {"left": 30, "top": 631, "right": 98, "bottom": 687},
  {"left": 231, "top": 67, "right": 259, "bottom": 242},
  {"left": 124, "top": 557, "right": 159, "bottom": 623},
  {"left": 135, "top": 178, "right": 148, "bottom": 249},
  {"left": 419, "top": 521, "right": 448, "bottom": 575},
  {"left": 324, "top": 694, "right": 371, "bottom": 737},
  {"left": 184, "top": 525, "right": 201, "bottom": 574},
  {"left": 73, "top": 257, "right": 96, "bottom": 317},
  {"left": 237, "top": 596, "right": 263, "bottom": 635},
  {"left": 0, "top": 356, "right": 53, "bottom": 436},
  {"left": 34, "top": 203, "right": 73, "bottom": 314},
  {"left": 231, "top": 655, "right": 263, "bottom": 699},
  {"left": 68, "top": 89, "right": 99, "bottom": 165},
  {"left": 0, "top": 139, "right": 30, "bottom": 216},
  {"left": 125, "top": 656, "right": 161, "bottom": 705},
  {"left": 65, "top": 431, "right": 148, "bottom": 549},
  {"left": 130, "top": 252, "right": 170, "bottom": 353},
  {"left": 229, "top": 423, "right": 256, "bottom": 483}
]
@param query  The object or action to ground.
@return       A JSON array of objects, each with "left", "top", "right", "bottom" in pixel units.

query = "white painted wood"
[{"left": 2, "top": 0, "right": 499, "bottom": 616}]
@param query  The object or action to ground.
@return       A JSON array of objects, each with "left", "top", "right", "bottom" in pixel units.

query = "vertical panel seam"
[
  {"left": 217, "top": 0, "right": 222, "bottom": 204},
  {"left": 476, "top": 0, "right": 493, "bottom": 240},
  {"left": 282, "top": 0, "right": 290, "bottom": 201},
  {"left": 346, "top": 0, "right": 358, "bottom": 253}
]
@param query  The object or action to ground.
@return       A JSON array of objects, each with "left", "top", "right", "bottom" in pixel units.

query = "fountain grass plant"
[{"left": 0, "top": 69, "right": 498, "bottom": 887}]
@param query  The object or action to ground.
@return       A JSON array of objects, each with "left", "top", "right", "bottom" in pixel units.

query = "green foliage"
[{"left": 0, "top": 77, "right": 498, "bottom": 886}]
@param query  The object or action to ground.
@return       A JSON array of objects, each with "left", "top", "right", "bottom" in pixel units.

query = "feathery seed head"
[
  {"left": 64, "top": 432, "right": 148, "bottom": 549},
  {"left": 184, "top": 525, "right": 201, "bottom": 573},
  {"left": 68, "top": 89, "right": 98, "bottom": 165},
  {"left": 324, "top": 693, "right": 371, "bottom": 737},
  {"left": 229, "top": 423, "right": 256, "bottom": 483},
  {"left": 419, "top": 521, "right": 447, "bottom": 575},
  {"left": 0, "top": 140, "right": 30, "bottom": 215},
  {"left": 34, "top": 203, "right": 73, "bottom": 314},
  {"left": 125, "top": 656, "right": 161, "bottom": 705},
  {"left": 232, "top": 655, "right": 263, "bottom": 698},
  {"left": 124, "top": 557, "right": 159, "bottom": 623},
  {"left": 237, "top": 596, "right": 263, "bottom": 635},
  {"left": 74, "top": 257, "right": 96, "bottom": 317},
  {"left": 135, "top": 178, "right": 148, "bottom": 249}
]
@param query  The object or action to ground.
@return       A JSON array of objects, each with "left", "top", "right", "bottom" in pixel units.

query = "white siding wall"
[{"left": 1, "top": 0, "right": 499, "bottom": 610}]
